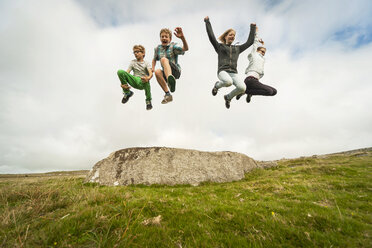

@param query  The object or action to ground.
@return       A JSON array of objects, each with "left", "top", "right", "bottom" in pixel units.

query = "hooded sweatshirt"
[
  {"left": 205, "top": 19, "right": 256, "bottom": 74},
  {"left": 245, "top": 33, "right": 265, "bottom": 79}
]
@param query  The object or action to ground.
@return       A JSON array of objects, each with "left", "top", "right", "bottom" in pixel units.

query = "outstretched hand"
[{"left": 174, "top": 27, "right": 184, "bottom": 39}]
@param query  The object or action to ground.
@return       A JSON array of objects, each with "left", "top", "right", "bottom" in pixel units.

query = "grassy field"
[{"left": 1, "top": 149, "right": 371, "bottom": 247}]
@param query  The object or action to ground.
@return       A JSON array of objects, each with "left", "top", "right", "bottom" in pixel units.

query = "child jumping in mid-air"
[
  {"left": 117, "top": 45, "right": 153, "bottom": 110},
  {"left": 152, "top": 27, "right": 189, "bottom": 104},
  {"left": 236, "top": 25, "right": 277, "bottom": 103},
  {"left": 204, "top": 16, "right": 256, "bottom": 109}
]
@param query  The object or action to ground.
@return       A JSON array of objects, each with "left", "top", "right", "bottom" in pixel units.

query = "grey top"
[
  {"left": 205, "top": 19, "right": 256, "bottom": 74},
  {"left": 127, "top": 60, "right": 151, "bottom": 77}
]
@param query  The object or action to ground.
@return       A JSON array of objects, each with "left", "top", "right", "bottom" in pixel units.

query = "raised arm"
[
  {"left": 251, "top": 27, "right": 264, "bottom": 54},
  {"left": 239, "top": 23, "right": 256, "bottom": 53},
  {"left": 174, "top": 27, "right": 189, "bottom": 51},
  {"left": 204, "top": 16, "right": 219, "bottom": 52}
]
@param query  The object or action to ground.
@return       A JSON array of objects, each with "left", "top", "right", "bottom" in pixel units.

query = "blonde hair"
[
  {"left": 218, "top": 28, "right": 236, "bottom": 44},
  {"left": 160, "top": 28, "right": 172, "bottom": 40},
  {"left": 133, "top": 45, "right": 145, "bottom": 57}
]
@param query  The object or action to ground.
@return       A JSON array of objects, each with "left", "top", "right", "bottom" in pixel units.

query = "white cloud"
[{"left": 0, "top": 0, "right": 371, "bottom": 173}]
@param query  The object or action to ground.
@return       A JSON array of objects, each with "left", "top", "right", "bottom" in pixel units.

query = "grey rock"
[
  {"left": 256, "top": 160, "right": 278, "bottom": 169},
  {"left": 85, "top": 147, "right": 275, "bottom": 186}
]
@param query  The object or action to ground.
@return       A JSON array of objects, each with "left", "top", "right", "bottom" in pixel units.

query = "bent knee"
[
  {"left": 155, "top": 69, "right": 163, "bottom": 76},
  {"left": 160, "top": 57, "right": 169, "bottom": 63},
  {"left": 117, "top": 69, "right": 125, "bottom": 76},
  {"left": 236, "top": 84, "right": 246, "bottom": 93}
]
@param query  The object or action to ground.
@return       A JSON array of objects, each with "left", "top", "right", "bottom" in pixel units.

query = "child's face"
[
  {"left": 257, "top": 48, "right": 266, "bottom": 56},
  {"left": 133, "top": 50, "right": 144, "bottom": 60},
  {"left": 160, "top": 32, "right": 171, "bottom": 46},
  {"left": 226, "top": 31, "right": 236, "bottom": 45}
]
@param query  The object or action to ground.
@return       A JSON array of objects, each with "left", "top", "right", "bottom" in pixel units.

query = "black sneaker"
[
  {"left": 224, "top": 95, "right": 231, "bottom": 109},
  {"left": 236, "top": 93, "right": 244, "bottom": 100},
  {"left": 167, "top": 75, "right": 176, "bottom": 93},
  {"left": 122, "top": 91, "right": 134, "bottom": 104},
  {"left": 246, "top": 94, "right": 252, "bottom": 103},
  {"left": 146, "top": 100, "right": 153, "bottom": 110},
  {"left": 212, "top": 82, "right": 218, "bottom": 96}
]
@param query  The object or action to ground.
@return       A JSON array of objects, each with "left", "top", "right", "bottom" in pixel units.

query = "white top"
[
  {"left": 127, "top": 60, "right": 151, "bottom": 77},
  {"left": 245, "top": 33, "right": 265, "bottom": 79},
  {"left": 246, "top": 71, "right": 261, "bottom": 79}
]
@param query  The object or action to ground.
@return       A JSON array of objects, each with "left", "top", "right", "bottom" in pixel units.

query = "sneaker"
[
  {"left": 246, "top": 94, "right": 252, "bottom": 103},
  {"left": 121, "top": 91, "right": 134, "bottom": 104},
  {"left": 236, "top": 93, "right": 244, "bottom": 100},
  {"left": 212, "top": 82, "right": 219, "bottom": 96},
  {"left": 167, "top": 75, "right": 176, "bottom": 93},
  {"left": 224, "top": 95, "right": 231, "bottom": 109},
  {"left": 161, "top": 94, "right": 173, "bottom": 104},
  {"left": 146, "top": 100, "right": 153, "bottom": 110}
]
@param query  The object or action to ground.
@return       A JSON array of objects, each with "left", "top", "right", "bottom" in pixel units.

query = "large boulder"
[{"left": 85, "top": 147, "right": 273, "bottom": 186}]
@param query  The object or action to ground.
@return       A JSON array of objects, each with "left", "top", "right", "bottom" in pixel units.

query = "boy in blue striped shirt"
[{"left": 152, "top": 27, "right": 189, "bottom": 104}]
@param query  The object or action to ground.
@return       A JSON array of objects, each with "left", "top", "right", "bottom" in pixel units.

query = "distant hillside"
[{"left": 1, "top": 147, "right": 371, "bottom": 179}]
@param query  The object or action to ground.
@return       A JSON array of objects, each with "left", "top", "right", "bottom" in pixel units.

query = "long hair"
[{"left": 218, "top": 28, "right": 236, "bottom": 44}]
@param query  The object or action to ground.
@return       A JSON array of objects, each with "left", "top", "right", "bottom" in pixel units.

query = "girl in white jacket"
[{"left": 237, "top": 26, "right": 277, "bottom": 103}]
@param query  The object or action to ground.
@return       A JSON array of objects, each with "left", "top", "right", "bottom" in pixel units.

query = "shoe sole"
[
  {"left": 122, "top": 91, "right": 134, "bottom": 104},
  {"left": 224, "top": 95, "right": 230, "bottom": 109},
  {"left": 236, "top": 93, "right": 243, "bottom": 100},
  {"left": 161, "top": 99, "right": 173, "bottom": 104},
  {"left": 167, "top": 75, "right": 176, "bottom": 93},
  {"left": 212, "top": 88, "right": 218, "bottom": 96},
  {"left": 161, "top": 96, "right": 173, "bottom": 104}
]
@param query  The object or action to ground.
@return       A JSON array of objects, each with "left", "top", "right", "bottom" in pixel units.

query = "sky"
[{"left": 1, "top": 0, "right": 372, "bottom": 174}]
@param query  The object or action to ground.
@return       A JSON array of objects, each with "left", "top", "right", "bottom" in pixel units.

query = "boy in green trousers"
[{"left": 117, "top": 45, "right": 153, "bottom": 110}]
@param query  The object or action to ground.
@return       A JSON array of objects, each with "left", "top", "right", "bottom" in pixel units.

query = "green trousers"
[{"left": 117, "top": 70, "right": 152, "bottom": 101}]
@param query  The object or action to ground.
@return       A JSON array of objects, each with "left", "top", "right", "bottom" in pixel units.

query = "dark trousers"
[
  {"left": 244, "top": 76, "right": 277, "bottom": 96},
  {"left": 162, "top": 61, "right": 181, "bottom": 80}
]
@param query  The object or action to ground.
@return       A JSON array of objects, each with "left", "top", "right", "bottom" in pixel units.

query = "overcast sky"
[{"left": 1, "top": 0, "right": 371, "bottom": 173}]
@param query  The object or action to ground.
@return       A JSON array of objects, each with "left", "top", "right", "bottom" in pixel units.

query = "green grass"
[{"left": 1, "top": 151, "right": 371, "bottom": 247}]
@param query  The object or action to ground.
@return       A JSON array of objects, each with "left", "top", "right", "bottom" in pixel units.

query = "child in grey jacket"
[
  {"left": 237, "top": 26, "right": 277, "bottom": 103},
  {"left": 204, "top": 16, "right": 256, "bottom": 109}
]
